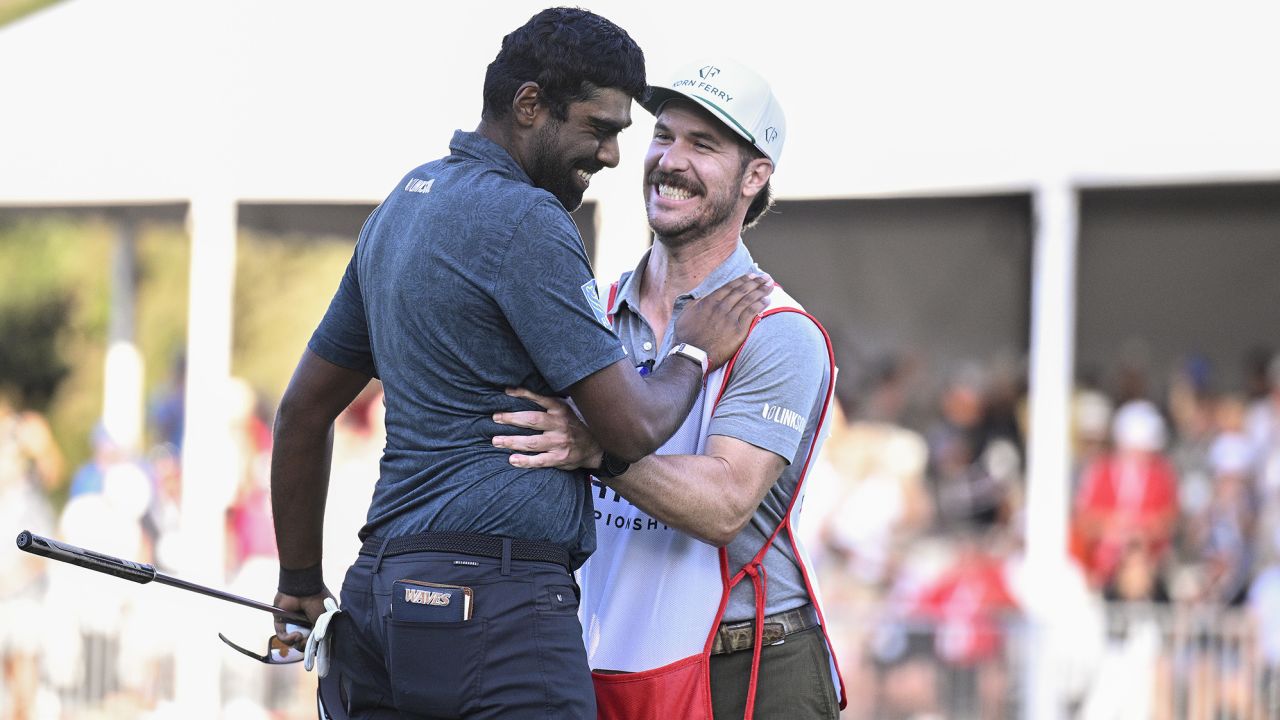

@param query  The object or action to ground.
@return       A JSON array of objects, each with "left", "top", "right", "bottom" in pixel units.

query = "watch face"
[{"left": 602, "top": 453, "right": 630, "bottom": 477}]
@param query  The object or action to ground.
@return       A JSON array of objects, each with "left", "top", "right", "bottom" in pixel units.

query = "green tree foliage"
[
  {"left": 0, "top": 211, "right": 355, "bottom": 493},
  {"left": 0, "top": 215, "right": 112, "bottom": 488},
  {"left": 0, "top": 0, "right": 62, "bottom": 27},
  {"left": 0, "top": 294, "right": 71, "bottom": 409},
  {"left": 232, "top": 230, "right": 355, "bottom": 404},
  {"left": 0, "top": 214, "right": 189, "bottom": 490}
]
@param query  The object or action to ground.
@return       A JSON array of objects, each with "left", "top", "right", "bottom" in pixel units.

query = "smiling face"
[
  {"left": 526, "top": 86, "right": 632, "bottom": 211},
  {"left": 643, "top": 99, "right": 770, "bottom": 247}
]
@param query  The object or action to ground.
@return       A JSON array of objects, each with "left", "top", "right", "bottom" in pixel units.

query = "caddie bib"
[{"left": 579, "top": 284, "right": 846, "bottom": 720}]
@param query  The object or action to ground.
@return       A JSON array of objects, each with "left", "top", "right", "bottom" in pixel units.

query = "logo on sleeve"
[
  {"left": 581, "top": 279, "right": 610, "bottom": 328},
  {"left": 405, "top": 178, "right": 435, "bottom": 194},
  {"left": 762, "top": 402, "right": 805, "bottom": 431}
]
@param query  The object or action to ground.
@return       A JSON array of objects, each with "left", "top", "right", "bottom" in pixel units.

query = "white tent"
[
  {"left": 3, "top": 1, "right": 1279, "bottom": 716},
  {"left": 5, "top": 1, "right": 1280, "bottom": 205}
]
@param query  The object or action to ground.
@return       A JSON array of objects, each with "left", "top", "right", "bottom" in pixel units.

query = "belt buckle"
[{"left": 716, "top": 620, "right": 787, "bottom": 654}]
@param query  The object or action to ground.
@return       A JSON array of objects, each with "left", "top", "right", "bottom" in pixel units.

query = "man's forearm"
[
  {"left": 605, "top": 453, "right": 759, "bottom": 547},
  {"left": 621, "top": 357, "right": 706, "bottom": 456},
  {"left": 270, "top": 415, "right": 334, "bottom": 572},
  {"left": 570, "top": 356, "right": 704, "bottom": 462},
  {"left": 268, "top": 349, "right": 372, "bottom": 585}
]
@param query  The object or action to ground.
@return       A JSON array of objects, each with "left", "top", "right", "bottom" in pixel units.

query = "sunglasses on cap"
[{"left": 218, "top": 632, "right": 304, "bottom": 665}]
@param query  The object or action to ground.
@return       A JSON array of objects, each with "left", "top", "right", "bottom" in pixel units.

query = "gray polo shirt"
[
  {"left": 609, "top": 242, "right": 831, "bottom": 621},
  {"left": 309, "top": 130, "right": 626, "bottom": 567}
]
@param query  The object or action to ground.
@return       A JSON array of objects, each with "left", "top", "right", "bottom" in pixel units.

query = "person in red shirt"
[
  {"left": 1072, "top": 400, "right": 1180, "bottom": 589},
  {"left": 904, "top": 531, "right": 1019, "bottom": 720}
]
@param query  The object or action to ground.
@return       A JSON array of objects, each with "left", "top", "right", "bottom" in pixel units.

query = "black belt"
[
  {"left": 359, "top": 531, "right": 572, "bottom": 573},
  {"left": 711, "top": 605, "right": 820, "bottom": 655}
]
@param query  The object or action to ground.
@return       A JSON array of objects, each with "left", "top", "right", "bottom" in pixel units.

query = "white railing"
[
  {"left": 826, "top": 603, "right": 1277, "bottom": 720},
  {"left": 3, "top": 596, "right": 1278, "bottom": 719}
]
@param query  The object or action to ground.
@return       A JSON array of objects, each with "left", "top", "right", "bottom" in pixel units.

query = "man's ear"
[
  {"left": 741, "top": 157, "right": 773, "bottom": 198},
  {"left": 512, "top": 81, "right": 543, "bottom": 128}
]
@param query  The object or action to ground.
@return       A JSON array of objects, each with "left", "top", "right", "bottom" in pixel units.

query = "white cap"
[
  {"left": 1209, "top": 432, "right": 1255, "bottom": 476},
  {"left": 642, "top": 58, "right": 787, "bottom": 168},
  {"left": 1112, "top": 399, "right": 1167, "bottom": 452}
]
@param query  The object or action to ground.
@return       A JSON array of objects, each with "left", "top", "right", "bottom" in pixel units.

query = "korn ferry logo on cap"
[{"left": 643, "top": 57, "right": 787, "bottom": 167}]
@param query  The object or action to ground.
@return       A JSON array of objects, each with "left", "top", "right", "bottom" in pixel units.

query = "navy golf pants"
[{"left": 333, "top": 549, "right": 595, "bottom": 719}]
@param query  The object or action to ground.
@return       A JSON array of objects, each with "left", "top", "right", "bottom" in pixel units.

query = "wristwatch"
[
  {"left": 587, "top": 451, "right": 631, "bottom": 478},
  {"left": 667, "top": 342, "right": 710, "bottom": 376}
]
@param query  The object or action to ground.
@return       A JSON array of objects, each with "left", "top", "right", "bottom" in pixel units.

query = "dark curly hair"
[{"left": 482, "top": 7, "right": 647, "bottom": 122}]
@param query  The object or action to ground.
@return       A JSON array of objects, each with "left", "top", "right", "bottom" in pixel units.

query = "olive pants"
[{"left": 709, "top": 626, "right": 840, "bottom": 720}]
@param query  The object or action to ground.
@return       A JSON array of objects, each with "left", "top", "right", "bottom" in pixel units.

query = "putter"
[
  {"left": 16, "top": 530, "right": 349, "bottom": 718},
  {"left": 15, "top": 529, "right": 311, "bottom": 626}
]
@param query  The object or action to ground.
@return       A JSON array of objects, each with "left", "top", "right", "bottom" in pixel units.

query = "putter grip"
[{"left": 16, "top": 530, "right": 157, "bottom": 584}]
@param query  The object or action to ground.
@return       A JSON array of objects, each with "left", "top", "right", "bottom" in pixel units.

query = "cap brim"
[
  {"left": 640, "top": 86, "right": 683, "bottom": 116},
  {"left": 640, "top": 85, "right": 757, "bottom": 152}
]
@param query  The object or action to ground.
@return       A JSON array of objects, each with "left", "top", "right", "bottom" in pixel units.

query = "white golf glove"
[{"left": 304, "top": 597, "right": 342, "bottom": 677}]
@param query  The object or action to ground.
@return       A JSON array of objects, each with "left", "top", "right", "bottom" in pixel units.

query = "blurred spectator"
[
  {"left": 1183, "top": 432, "right": 1257, "bottom": 606},
  {"left": 45, "top": 453, "right": 150, "bottom": 707},
  {"left": 908, "top": 531, "right": 1019, "bottom": 720},
  {"left": 856, "top": 352, "right": 921, "bottom": 426},
  {"left": 813, "top": 402, "right": 932, "bottom": 592},
  {"left": 926, "top": 365, "right": 1013, "bottom": 532},
  {"left": 799, "top": 398, "right": 933, "bottom": 720},
  {"left": 149, "top": 353, "right": 186, "bottom": 450},
  {"left": 141, "top": 442, "right": 183, "bottom": 572},
  {"left": 1248, "top": 527, "right": 1280, "bottom": 702},
  {"left": 979, "top": 358, "right": 1026, "bottom": 461},
  {"left": 1071, "top": 386, "right": 1113, "bottom": 491},
  {"left": 1246, "top": 355, "right": 1280, "bottom": 558},
  {"left": 1164, "top": 357, "right": 1217, "bottom": 537},
  {"left": 324, "top": 380, "right": 385, "bottom": 584},
  {"left": 221, "top": 379, "right": 291, "bottom": 714},
  {"left": 1071, "top": 400, "right": 1179, "bottom": 589},
  {"left": 1242, "top": 346, "right": 1275, "bottom": 403},
  {"left": 1112, "top": 339, "right": 1153, "bottom": 406},
  {"left": 0, "top": 392, "right": 61, "bottom": 720},
  {"left": 861, "top": 538, "right": 956, "bottom": 720},
  {"left": 0, "top": 388, "right": 63, "bottom": 492},
  {"left": 70, "top": 424, "right": 149, "bottom": 502},
  {"left": 224, "top": 379, "right": 276, "bottom": 578},
  {"left": 1102, "top": 540, "right": 1170, "bottom": 603}
]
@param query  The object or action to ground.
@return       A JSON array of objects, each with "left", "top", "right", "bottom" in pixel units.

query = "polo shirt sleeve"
[
  {"left": 308, "top": 242, "right": 378, "bottom": 377},
  {"left": 494, "top": 200, "right": 626, "bottom": 393},
  {"left": 706, "top": 312, "right": 830, "bottom": 464}
]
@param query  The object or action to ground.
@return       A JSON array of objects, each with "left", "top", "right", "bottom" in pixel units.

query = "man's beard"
[
  {"left": 528, "top": 121, "right": 586, "bottom": 211},
  {"left": 646, "top": 170, "right": 740, "bottom": 246}
]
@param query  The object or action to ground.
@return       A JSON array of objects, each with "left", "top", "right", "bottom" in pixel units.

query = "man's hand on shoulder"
[{"left": 675, "top": 272, "right": 774, "bottom": 370}]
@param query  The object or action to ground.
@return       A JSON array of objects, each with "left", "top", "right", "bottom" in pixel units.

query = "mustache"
[{"left": 647, "top": 171, "right": 702, "bottom": 195}]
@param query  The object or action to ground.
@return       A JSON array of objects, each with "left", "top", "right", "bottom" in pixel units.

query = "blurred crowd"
[
  {"left": 801, "top": 349, "right": 1280, "bottom": 720},
  {"left": 5, "top": 346, "right": 1280, "bottom": 719},
  {"left": 0, "top": 361, "right": 383, "bottom": 720}
]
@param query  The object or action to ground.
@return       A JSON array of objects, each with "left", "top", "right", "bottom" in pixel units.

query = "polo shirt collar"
[
  {"left": 449, "top": 130, "right": 533, "bottom": 186},
  {"left": 612, "top": 240, "right": 757, "bottom": 315}
]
